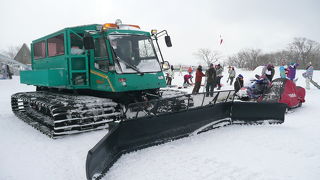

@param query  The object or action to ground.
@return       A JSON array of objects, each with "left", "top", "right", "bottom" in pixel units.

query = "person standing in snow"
[
  {"left": 226, "top": 66, "right": 231, "bottom": 83},
  {"left": 215, "top": 64, "right": 223, "bottom": 90},
  {"left": 1, "top": 63, "right": 8, "bottom": 79},
  {"left": 267, "top": 64, "right": 275, "bottom": 82},
  {"left": 302, "top": 62, "right": 313, "bottom": 90},
  {"left": 187, "top": 66, "right": 193, "bottom": 75},
  {"left": 192, "top": 65, "right": 205, "bottom": 94},
  {"left": 166, "top": 65, "right": 174, "bottom": 85},
  {"left": 261, "top": 64, "right": 270, "bottom": 76},
  {"left": 6, "top": 65, "right": 12, "bottom": 79},
  {"left": 205, "top": 63, "right": 217, "bottom": 97},
  {"left": 287, "top": 62, "right": 299, "bottom": 81},
  {"left": 179, "top": 65, "right": 183, "bottom": 76},
  {"left": 279, "top": 62, "right": 287, "bottom": 78},
  {"left": 261, "top": 64, "right": 275, "bottom": 82},
  {"left": 228, "top": 67, "right": 236, "bottom": 85},
  {"left": 234, "top": 74, "right": 244, "bottom": 93},
  {"left": 0, "top": 63, "right": 3, "bottom": 79}
]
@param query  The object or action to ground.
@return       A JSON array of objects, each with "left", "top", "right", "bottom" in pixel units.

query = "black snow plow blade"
[{"left": 86, "top": 91, "right": 286, "bottom": 180}]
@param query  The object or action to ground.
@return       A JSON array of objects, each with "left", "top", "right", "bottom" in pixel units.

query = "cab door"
[
  {"left": 93, "top": 37, "right": 110, "bottom": 72},
  {"left": 68, "top": 31, "right": 90, "bottom": 88},
  {"left": 89, "top": 37, "right": 116, "bottom": 92}
]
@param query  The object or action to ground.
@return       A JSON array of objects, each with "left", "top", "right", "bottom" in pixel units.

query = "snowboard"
[{"left": 310, "top": 79, "right": 320, "bottom": 89}]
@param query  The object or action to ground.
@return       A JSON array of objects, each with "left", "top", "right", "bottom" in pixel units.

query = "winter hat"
[{"left": 238, "top": 74, "right": 243, "bottom": 78}]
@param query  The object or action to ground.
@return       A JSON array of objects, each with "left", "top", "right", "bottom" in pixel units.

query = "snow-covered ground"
[{"left": 1, "top": 67, "right": 320, "bottom": 180}]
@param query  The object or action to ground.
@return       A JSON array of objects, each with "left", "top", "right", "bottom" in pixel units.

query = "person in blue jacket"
[{"left": 279, "top": 62, "right": 287, "bottom": 78}]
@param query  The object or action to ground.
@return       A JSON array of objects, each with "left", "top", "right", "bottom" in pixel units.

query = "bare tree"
[
  {"left": 1, "top": 45, "right": 21, "bottom": 59},
  {"left": 288, "top": 37, "right": 320, "bottom": 67},
  {"left": 243, "top": 49, "right": 262, "bottom": 69},
  {"left": 226, "top": 49, "right": 262, "bottom": 70},
  {"left": 270, "top": 51, "right": 290, "bottom": 66},
  {"left": 226, "top": 37, "right": 320, "bottom": 70},
  {"left": 193, "top": 48, "right": 222, "bottom": 66}
]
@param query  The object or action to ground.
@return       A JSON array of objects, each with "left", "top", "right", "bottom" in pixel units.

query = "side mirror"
[
  {"left": 84, "top": 36, "right": 94, "bottom": 50},
  {"left": 162, "top": 61, "right": 170, "bottom": 70},
  {"left": 165, "top": 36, "right": 172, "bottom": 47}
]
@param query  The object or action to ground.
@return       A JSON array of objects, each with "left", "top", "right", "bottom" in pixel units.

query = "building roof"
[{"left": 14, "top": 43, "right": 31, "bottom": 65}]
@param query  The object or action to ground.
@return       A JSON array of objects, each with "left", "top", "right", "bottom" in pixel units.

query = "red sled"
[{"left": 259, "top": 78, "right": 305, "bottom": 108}]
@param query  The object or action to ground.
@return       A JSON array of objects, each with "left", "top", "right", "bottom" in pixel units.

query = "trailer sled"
[
  {"left": 260, "top": 78, "right": 305, "bottom": 108},
  {"left": 85, "top": 90, "right": 287, "bottom": 180},
  {"left": 237, "top": 78, "right": 305, "bottom": 109}
]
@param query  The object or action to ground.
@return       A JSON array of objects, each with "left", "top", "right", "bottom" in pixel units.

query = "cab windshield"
[{"left": 108, "top": 34, "right": 161, "bottom": 73}]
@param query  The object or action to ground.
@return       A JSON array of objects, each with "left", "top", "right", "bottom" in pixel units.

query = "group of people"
[
  {"left": 279, "top": 61, "right": 314, "bottom": 90},
  {"left": 181, "top": 64, "right": 244, "bottom": 96},
  {"left": 279, "top": 62, "right": 299, "bottom": 81},
  {"left": 167, "top": 60, "right": 314, "bottom": 97},
  {"left": 190, "top": 64, "right": 231, "bottom": 96},
  {"left": 0, "top": 63, "right": 12, "bottom": 79}
]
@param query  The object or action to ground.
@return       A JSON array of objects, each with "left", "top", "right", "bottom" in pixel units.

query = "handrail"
[{"left": 125, "top": 90, "right": 236, "bottom": 120}]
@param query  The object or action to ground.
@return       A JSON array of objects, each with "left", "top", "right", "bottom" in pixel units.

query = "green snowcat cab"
[
  {"left": 11, "top": 20, "right": 176, "bottom": 137},
  {"left": 20, "top": 21, "right": 172, "bottom": 102}
]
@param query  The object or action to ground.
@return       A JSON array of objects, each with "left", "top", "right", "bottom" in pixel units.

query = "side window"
[
  {"left": 94, "top": 38, "right": 109, "bottom": 71},
  {"left": 70, "top": 33, "right": 84, "bottom": 55},
  {"left": 48, "top": 34, "right": 65, "bottom": 57},
  {"left": 33, "top": 41, "right": 46, "bottom": 59},
  {"left": 94, "top": 38, "right": 108, "bottom": 58}
]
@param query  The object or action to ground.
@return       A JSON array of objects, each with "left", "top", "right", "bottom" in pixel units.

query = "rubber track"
[{"left": 11, "top": 92, "right": 122, "bottom": 138}]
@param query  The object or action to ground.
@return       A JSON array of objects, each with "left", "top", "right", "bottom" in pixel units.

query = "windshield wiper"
[
  {"left": 117, "top": 56, "right": 144, "bottom": 75},
  {"left": 111, "top": 48, "right": 144, "bottom": 75}
]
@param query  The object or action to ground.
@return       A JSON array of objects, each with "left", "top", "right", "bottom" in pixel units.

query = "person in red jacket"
[
  {"left": 183, "top": 74, "right": 193, "bottom": 88},
  {"left": 187, "top": 66, "right": 193, "bottom": 74},
  {"left": 192, "top": 65, "right": 205, "bottom": 94}
]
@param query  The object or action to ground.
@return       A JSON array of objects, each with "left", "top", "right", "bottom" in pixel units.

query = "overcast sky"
[{"left": 1, "top": 0, "right": 319, "bottom": 65}]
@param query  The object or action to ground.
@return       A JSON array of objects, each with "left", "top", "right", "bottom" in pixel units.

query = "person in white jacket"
[
  {"left": 228, "top": 67, "right": 236, "bottom": 85},
  {"left": 215, "top": 64, "right": 223, "bottom": 90},
  {"left": 1, "top": 63, "right": 8, "bottom": 79},
  {"left": 166, "top": 65, "right": 175, "bottom": 85},
  {"left": 302, "top": 62, "right": 313, "bottom": 90}
]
